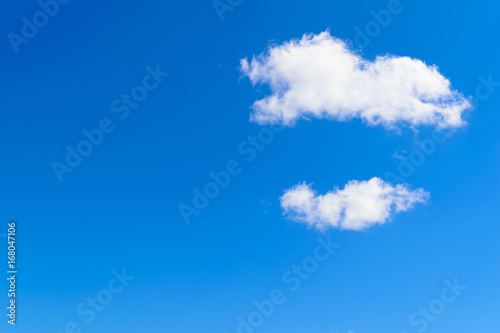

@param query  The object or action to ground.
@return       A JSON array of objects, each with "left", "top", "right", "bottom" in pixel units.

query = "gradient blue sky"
[{"left": 1, "top": 0, "right": 499, "bottom": 332}]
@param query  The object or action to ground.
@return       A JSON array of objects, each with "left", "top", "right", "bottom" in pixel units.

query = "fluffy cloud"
[
  {"left": 280, "top": 177, "right": 429, "bottom": 231},
  {"left": 241, "top": 30, "right": 471, "bottom": 129}
]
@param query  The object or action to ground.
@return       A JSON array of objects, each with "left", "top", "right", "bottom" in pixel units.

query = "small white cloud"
[
  {"left": 392, "top": 147, "right": 408, "bottom": 160},
  {"left": 280, "top": 177, "right": 429, "bottom": 231},
  {"left": 241, "top": 30, "right": 471, "bottom": 129}
]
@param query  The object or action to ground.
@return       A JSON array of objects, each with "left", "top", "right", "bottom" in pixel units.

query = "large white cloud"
[
  {"left": 280, "top": 177, "right": 429, "bottom": 231},
  {"left": 241, "top": 30, "right": 471, "bottom": 129}
]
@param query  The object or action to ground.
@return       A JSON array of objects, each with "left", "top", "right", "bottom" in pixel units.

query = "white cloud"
[
  {"left": 241, "top": 30, "right": 471, "bottom": 129},
  {"left": 280, "top": 177, "right": 429, "bottom": 231}
]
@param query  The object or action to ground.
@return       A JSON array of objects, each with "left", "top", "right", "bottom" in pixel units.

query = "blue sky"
[{"left": 1, "top": 0, "right": 499, "bottom": 332}]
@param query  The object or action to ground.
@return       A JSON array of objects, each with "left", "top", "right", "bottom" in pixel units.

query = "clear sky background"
[{"left": 1, "top": 0, "right": 499, "bottom": 332}]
